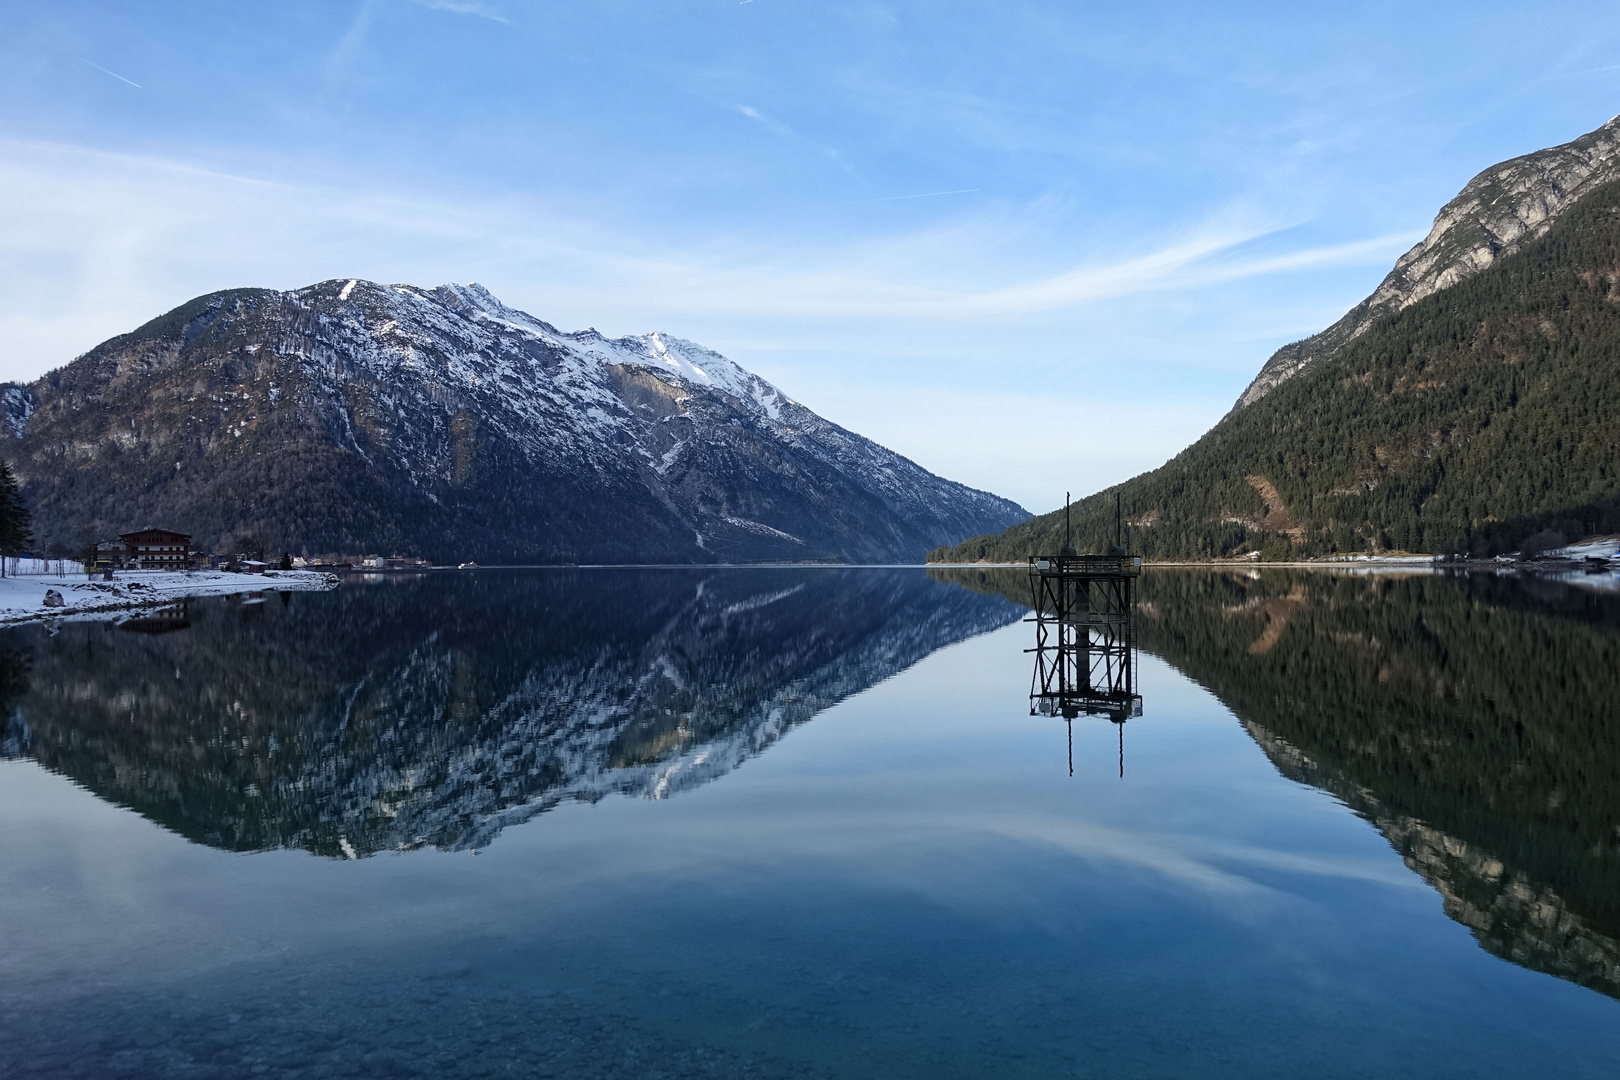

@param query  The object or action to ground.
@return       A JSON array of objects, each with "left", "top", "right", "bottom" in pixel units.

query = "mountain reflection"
[
  {"left": 0, "top": 570, "right": 1019, "bottom": 858},
  {"left": 934, "top": 565, "right": 1620, "bottom": 1000}
]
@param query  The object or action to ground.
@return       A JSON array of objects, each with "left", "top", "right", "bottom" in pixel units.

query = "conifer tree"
[{"left": 0, "top": 461, "right": 31, "bottom": 578}]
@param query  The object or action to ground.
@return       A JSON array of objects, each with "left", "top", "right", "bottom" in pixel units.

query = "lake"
[{"left": 1, "top": 566, "right": 1617, "bottom": 1078}]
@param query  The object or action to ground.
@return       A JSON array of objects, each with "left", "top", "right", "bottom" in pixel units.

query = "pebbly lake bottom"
[{"left": 0, "top": 568, "right": 1617, "bottom": 1078}]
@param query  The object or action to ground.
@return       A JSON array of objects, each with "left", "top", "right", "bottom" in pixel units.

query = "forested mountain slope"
[
  {"left": 935, "top": 172, "right": 1620, "bottom": 563},
  {"left": 1239, "top": 114, "right": 1620, "bottom": 407},
  {"left": 1, "top": 280, "right": 1025, "bottom": 564}
]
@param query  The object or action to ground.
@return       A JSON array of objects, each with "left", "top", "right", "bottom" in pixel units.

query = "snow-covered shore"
[{"left": 0, "top": 568, "right": 340, "bottom": 625}]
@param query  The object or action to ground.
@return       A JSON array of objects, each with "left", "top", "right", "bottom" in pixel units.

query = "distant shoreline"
[
  {"left": 334, "top": 563, "right": 941, "bottom": 572},
  {"left": 4, "top": 558, "right": 1607, "bottom": 631},
  {"left": 332, "top": 557, "right": 1617, "bottom": 573},
  {"left": 928, "top": 556, "right": 1620, "bottom": 574}
]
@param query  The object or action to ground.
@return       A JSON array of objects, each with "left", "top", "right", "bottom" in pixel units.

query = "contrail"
[{"left": 82, "top": 59, "right": 141, "bottom": 88}]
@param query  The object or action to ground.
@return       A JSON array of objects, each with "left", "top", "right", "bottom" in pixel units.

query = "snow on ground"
[
  {"left": 0, "top": 569, "right": 339, "bottom": 625},
  {"left": 1318, "top": 554, "right": 1443, "bottom": 565},
  {"left": 1547, "top": 535, "right": 1620, "bottom": 561}
]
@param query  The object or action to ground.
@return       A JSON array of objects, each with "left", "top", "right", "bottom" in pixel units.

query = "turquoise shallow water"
[{"left": 0, "top": 567, "right": 1617, "bottom": 1078}]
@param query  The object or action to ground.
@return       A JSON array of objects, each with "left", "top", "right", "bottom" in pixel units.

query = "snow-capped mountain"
[
  {"left": 2, "top": 280, "right": 1027, "bottom": 562},
  {"left": 3, "top": 570, "right": 1021, "bottom": 857}
]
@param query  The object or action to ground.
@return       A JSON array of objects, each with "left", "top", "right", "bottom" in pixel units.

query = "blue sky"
[{"left": 3, "top": 1, "right": 1619, "bottom": 512}]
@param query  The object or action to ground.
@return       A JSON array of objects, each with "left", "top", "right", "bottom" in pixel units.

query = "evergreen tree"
[{"left": 0, "top": 461, "right": 31, "bottom": 578}]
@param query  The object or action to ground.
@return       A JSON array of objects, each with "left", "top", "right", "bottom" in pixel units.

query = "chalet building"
[
  {"left": 119, "top": 528, "right": 193, "bottom": 569},
  {"left": 93, "top": 539, "right": 131, "bottom": 567}
]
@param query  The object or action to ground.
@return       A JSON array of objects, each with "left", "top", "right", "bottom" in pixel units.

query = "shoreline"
[
  {"left": 7, "top": 556, "right": 1606, "bottom": 630},
  {"left": 926, "top": 556, "right": 1620, "bottom": 575},
  {"left": 0, "top": 569, "right": 341, "bottom": 627}
]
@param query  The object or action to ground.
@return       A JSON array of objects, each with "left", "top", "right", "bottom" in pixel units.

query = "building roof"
[{"left": 119, "top": 528, "right": 192, "bottom": 544}]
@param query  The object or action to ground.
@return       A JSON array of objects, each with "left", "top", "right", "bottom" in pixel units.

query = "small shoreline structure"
[
  {"left": 0, "top": 568, "right": 340, "bottom": 626},
  {"left": 1025, "top": 494, "right": 1144, "bottom": 777}
]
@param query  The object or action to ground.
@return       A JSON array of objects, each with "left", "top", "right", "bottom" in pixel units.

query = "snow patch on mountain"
[
  {"left": 9, "top": 276, "right": 1027, "bottom": 563},
  {"left": 0, "top": 387, "right": 34, "bottom": 439}
]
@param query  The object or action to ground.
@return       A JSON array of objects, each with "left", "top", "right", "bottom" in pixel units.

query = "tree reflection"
[{"left": 935, "top": 564, "right": 1620, "bottom": 1000}]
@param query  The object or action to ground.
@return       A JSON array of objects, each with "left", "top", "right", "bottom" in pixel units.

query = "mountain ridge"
[
  {"left": 934, "top": 115, "right": 1620, "bottom": 563},
  {"left": 2, "top": 279, "right": 1027, "bottom": 563},
  {"left": 1238, "top": 114, "right": 1620, "bottom": 407}
]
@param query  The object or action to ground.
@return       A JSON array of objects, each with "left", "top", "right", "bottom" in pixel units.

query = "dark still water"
[{"left": 1, "top": 567, "right": 1617, "bottom": 1079}]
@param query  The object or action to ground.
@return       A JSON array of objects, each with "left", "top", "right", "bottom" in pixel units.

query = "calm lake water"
[{"left": 1, "top": 567, "right": 1617, "bottom": 1079}]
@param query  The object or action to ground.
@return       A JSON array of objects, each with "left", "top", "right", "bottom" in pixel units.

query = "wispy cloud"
[
  {"left": 0, "top": 137, "right": 1414, "bottom": 361},
  {"left": 81, "top": 60, "right": 141, "bottom": 89},
  {"left": 325, "top": 1, "right": 376, "bottom": 87},
  {"left": 409, "top": 0, "right": 509, "bottom": 22},
  {"left": 736, "top": 104, "right": 789, "bottom": 137},
  {"left": 965, "top": 228, "right": 1419, "bottom": 315},
  {"left": 736, "top": 104, "right": 855, "bottom": 176},
  {"left": 845, "top": 188, "right": 981, "bottom": 204}
]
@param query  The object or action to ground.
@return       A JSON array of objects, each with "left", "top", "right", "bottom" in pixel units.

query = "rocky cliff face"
[
  {"left": 1, "top": 280, "right": 1025, "bottom": 563},
  {"left": 1238, "top": 114, "right": 1620, "bottom": 407}
]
